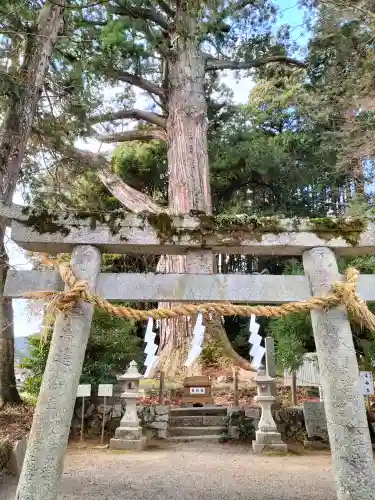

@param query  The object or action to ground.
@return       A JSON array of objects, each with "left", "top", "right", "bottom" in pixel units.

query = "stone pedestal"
[
  {"left": 252, "top": 368, "right": 287, "bottom": 453},
  {"left": 110, "top": 361, "right": 146, "bottom": 451},
  {"left": 9, "top": 439, "right": 28, "bottom": 477}
]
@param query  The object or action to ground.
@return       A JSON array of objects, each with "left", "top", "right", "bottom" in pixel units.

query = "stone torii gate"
[{"left": 3, "top": 206, "right": 375, "bottom": 500}]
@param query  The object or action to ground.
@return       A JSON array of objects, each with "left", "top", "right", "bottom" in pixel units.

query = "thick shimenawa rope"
[{"left": 24, "top": 264, "right": 375, "bottom": 334}]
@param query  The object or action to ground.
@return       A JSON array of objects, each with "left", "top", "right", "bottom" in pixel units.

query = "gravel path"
[{"left": 0, "top": 442, "right": 336, "bottom": 500}]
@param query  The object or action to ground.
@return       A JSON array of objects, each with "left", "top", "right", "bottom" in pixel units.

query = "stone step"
[
  {"left": 167, "top": 434, "right": 222, "bottom": 443},
  {"left": 168, "top": 426, "right": 226, "bottom": 437},
  {"left": 169, "top": 406, "right": 227, "bottom": 417},
  {"left": 169, "top": 415, "right": 227, "bottom": 427}
]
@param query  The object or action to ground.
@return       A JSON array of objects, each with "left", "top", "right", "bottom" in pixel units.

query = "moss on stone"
[
  {"left": 145, "top": 212, "right": 177, "bottom": 244},
  {"left": 20, "top": 207, "right": 368, "bottom": 247},
  {"left": 22, "top": 207, "right": 71, "bottom": 236},
  {"left": 308, "top": 217, "right": 367, "bottom": 245}
]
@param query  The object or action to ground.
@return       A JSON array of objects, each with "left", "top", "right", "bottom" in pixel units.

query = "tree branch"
[
  {"left": 57, "top": 143, "right": 108, "bottom": 170},
  {"left": 205, "top": 55, "right": 307, "bottom": 71},
  {"left": 97, "top": 168, "right": 163, "bottom": 213},
  {"left": 222, "top": 0, "right": 260, "bottom": 15},
  {"left": 111, "top": 70, "right": 166, "bottom": 100},
  {"left": 89, "top": 109, "right": 167, "bottom": 129},
  {"left": 155, "top": 0, "right": 175, "bottom": 17},
  {"left": 114, "top": 4, "right": 169, "bottom": 30},
  {"left": 38, "top": 137, "right": 165, "bottom": 213},
  {"left": 95, "top": 129, "right": 167, "bottom": 143}
]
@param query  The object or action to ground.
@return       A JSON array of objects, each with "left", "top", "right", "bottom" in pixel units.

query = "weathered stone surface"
[
  {"left": 245, "top": 408, "right": 261, "bottom": 420},
  {"left": 303, "top": 247, "right": 375, "bottom": 500},
  {"left": 8, "top": 270, "right": 375, "bottom": 303},
  {"left": 169, "top": 426, "right": 224, "bottom": 437},
  {"left": 15, "top": 245, "right": 101, "bottom": 500},
  {"left": 228, "top": 427, "right": 240, "bottom": 439},
  {"left": 303, "top": 440, "right": 330, "bottom": 450},
  {"left": 110, "top": 437, "right": 147, "bottom": 451},
  {"left": 11, "top": 213, "right": 375, "bottom": 257},
  {"left": 273, "top": 407, "right": 307, "bottom": 442},
  {"left": 150, "top": 421, "right": 168, "bottom": 430},
  {"left": 170, "top": 416, "right": 203, "bottom": 427},
  {"left": 252, "top": 371, "right": 287, "bottom": 453},
  {"left": 170, "top": 407, "right": 227, "bottom": 417},
  {"left": 155, "top": 413, "right": 169, "bottom": 422},
  {"left": 154, "top": 405, "right": 169, "bottom": 415},
  {"left": 254, "top": 430, "right": 282, "bottom": 445},
  {"left": 265, "top": 337, "right": 277, "bottom": 378},
  {"left": 157, "top": 429, "right": 168, "bottom": 439},
  {"left": 224, "top": 408, "right": 255, "bottom": 443},
  {"left": 203, "top": 415, "right": 226, "bottom": 426},
  {"left": 114, "top": 426, "right": 142, "bottom": 440},
  {"left": 113, "top": 404, "right": 123, "bottom": 418},
  {"left": 302, "top": 402, "right": 328, "bottom": 441},
  {"left": 8, "top": 439, "right": 27, "bottom": 477},
  {"left": 252, "top": 442, "right": 288, "bottom": 453}
]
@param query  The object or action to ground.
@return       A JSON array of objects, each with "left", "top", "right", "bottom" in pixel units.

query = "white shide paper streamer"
[
  {"left": 249, "top": 314, "right": 265, "bottom": 369},
  {"left": 143, "top": 317, "right": 159, "bottom": 378},
  {"left": 185, "top": 312, "right": 205, "bottom": 367}
]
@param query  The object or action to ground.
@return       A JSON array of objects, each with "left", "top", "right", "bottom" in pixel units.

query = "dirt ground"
[{"left": 0, "top": 441, "right": 336, "bottom": 500}]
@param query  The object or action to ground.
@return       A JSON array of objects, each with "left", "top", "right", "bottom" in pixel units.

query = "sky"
[{"left": 10, "top": 0, "right": 308, "bottom": 337}]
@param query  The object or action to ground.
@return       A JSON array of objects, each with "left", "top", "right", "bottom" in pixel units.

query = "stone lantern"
[
  {"left": 252, "top": 367, "right": 288, "bottom": 453},
  {"left": 110, "top": 360, "right": 146, "bottom": 450}
]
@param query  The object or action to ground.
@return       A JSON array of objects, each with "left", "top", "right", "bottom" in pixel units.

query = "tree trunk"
[
  {"left": 155, "top": 10, "right": 211, "bottom": 376},
  {"left": 0, "top": 234, "right": 21, "bottom": 406},
  {"left": 157, "top": 7, "right": 252, "bottom": 376},
  {"left": 0, "top": 0, "right": 65, "bottom": 407}
]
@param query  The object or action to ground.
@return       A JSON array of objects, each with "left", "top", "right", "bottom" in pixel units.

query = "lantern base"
[
  {"left": 114, "top": 425, "right": 143, "bottom": 440},
  {"left": 252, "top": 430, "right": 288, "bottom": 453},
  {"left": 252, "top": 442, "right": 288, "bottom": 454},
  {"left": 110, "top": 436, "right": 147, "bottom": 451}
]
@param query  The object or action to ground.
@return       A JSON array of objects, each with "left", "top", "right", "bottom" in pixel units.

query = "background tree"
[
  {"left": 25, "top": 0, "right": 308, "bottom": 376},
  {"left": 0, "top": 0, "right": 66, "bottom": 407},
  {"left": 18, "top": 0, "right": 375, "bottom": 378}
]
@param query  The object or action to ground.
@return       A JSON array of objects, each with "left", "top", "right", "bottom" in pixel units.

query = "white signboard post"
[
  {"left": 77, "top": 384, "right": 91, "bottom": 441},
  {"left": 98, "top": 384, "right": 113, "bottom": 445}
]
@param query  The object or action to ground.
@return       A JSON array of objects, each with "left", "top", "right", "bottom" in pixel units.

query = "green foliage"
[
  {"left": 21, "top": 334, "right": 51, "bottom": 396},
  {"left": 269, "top": 260, "right": 313, "bottom": 371},
  {"left": 82, "top": 308, "right": 143, "bottom": 385},
  {"left": 21, "top": 309, "right": 143, "bottom": 395},
  {"left": 200, "top": 340, "right": 225, "bottom": 369},
  {"left": 111, "top": 140, "right": 168, "bottom": 205},
  {"left": 269, "top": 255, "right": 375, "bottom": 370}
]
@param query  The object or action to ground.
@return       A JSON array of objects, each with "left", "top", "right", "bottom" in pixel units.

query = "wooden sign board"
[{"left": 182, "top": 376, "right": 213, "bottom": 406}]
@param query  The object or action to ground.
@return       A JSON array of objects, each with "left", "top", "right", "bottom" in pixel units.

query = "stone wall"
[
  {"left": 70, "top": 399, "right": 170, "bottom": 440},
  {"left": 137, "top": 405, "right": 169, "bottom": 439},
  {"left": 71, "top": 397, "right": 309, "bottom": 443},
  {"left": 226, "top": 406, "right": 307, "bottom": 443}
]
